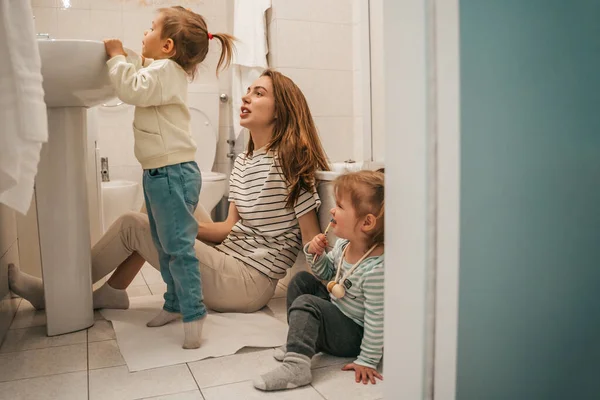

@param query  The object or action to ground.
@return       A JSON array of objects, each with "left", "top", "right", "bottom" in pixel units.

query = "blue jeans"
[{"left": 142, "top": 161, "right": 207, "bottom": 322}]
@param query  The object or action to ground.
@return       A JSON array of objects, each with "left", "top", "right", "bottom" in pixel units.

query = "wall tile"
[
  {"left": 56, "top": 8, "right": 91, "bottom": 40},
  {"left": 31, "top": 0, "right": 57, "bottom": 7},
  {"left": 272, "top": 20, "right": 311, "bottom": 68},
  {"left": 310, "top": 22, "right": 353, "bottom": 71},
  {"left": 352, "top": 23, "right": 362, "bottom": 70},
  {"left": 90, "top": 0, "right": 122, "bottom": 11},
  {"left": 89, "top": 10, "right": 123, "bottom": 41},
  {"left": 353, "top": 69, "right": 364, "bottom": 117},
  {"left": 32, "top": 7, "right": 58, "bottom": 37},
  {"left": 272, "top": 0, "right": 352, "bottom": 24},
  {"left": 312, "top": 70, "right": 353, "bottom": 117},
  {"left": 315, "top": 0, "right": 353, "bottom": 24},
  {"left": 121, "top": 0, "right": 153, "bottom": 12},
  {"left": 58, "top": 0, "right": 91, "bottom": 10},
  {"left": 313, "top": 116, "right": 354, "bottom": 162}
]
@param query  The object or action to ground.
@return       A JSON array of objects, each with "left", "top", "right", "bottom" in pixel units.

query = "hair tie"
[{"left": 207, "top": 32, "right": 214, "bottom": 40}]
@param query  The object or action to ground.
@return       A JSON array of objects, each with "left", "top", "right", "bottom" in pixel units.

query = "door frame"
[{"left": 382, "top": 0, "right": 461, "bottom": 398}]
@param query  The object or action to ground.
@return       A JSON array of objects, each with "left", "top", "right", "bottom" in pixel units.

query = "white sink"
[
  {"left": 35, "top": 39, "right": 122, "bottom": 335},
  {"left": 38, "top": 39, "right": 116, "bottom": 107}
]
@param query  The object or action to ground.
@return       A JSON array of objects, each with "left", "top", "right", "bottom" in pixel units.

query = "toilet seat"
[{"left": 202, "top": 170, "right": 226, "bottom": 182}]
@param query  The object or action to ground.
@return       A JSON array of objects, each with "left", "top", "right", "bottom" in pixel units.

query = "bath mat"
[{"left": 100, "top": 294, "right": 288, "bottom": 372}]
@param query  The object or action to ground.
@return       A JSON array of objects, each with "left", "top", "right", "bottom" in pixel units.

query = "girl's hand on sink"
[{"left": 103, "top": 39, "right": 127, "bottom": 58}]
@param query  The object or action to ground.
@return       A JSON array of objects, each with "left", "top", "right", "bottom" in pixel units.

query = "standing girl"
[
  {"left": 103, "top": 6, "right": 234, "bottom": 349},
  {"left": 255, "top": 169, "right": 385, "bottom": 390}
]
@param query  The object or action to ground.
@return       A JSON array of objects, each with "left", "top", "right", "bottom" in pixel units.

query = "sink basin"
[{"left": 38, "top": 39, "right": 116, "bottom": 107}]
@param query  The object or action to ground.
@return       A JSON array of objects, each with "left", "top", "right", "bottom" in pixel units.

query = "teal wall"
[{"left": 457, "top": 1, "right": 600, "bottom": 399}]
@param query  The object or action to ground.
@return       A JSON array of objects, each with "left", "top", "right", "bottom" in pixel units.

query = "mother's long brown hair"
[{"left": 246, "top": 69, "right": 330, "bottom": 209}]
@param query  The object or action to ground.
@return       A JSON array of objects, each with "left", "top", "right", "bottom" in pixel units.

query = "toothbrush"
[{"left": 314, "top": 218, "right": 334, "bottom": 262}]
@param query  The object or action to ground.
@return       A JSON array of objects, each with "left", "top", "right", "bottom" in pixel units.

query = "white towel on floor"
[
  {"left": 231, "top": 0, "right": 271, "bottom": 139},
  {"left": 101, "top": 295, "right": 288, "bottom": 372},
  {"left": 0, "top": 0, "right": 48, "bottom": 215}
]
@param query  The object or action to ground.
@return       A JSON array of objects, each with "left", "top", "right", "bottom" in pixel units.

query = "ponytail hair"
[
  {"left": 158, "top": 6, "right": 236, "bottom": 79},
  {"left": 210, "top": 32, "right": 236, "bottom": 75}
]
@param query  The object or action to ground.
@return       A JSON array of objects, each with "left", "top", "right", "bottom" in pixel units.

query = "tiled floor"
[{"left": 0, "top": 265, "right": 384, "bottom": 400}]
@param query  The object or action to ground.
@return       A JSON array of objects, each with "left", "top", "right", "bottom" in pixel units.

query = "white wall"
[
  {"left": 267, "top": 0, "right": 370, "bottom": 162},
  {"left": 369, "top": 0, "right": 385, "bottom": 163},
  {"left": 31, "top": 0, "right": 236, "bottom": 186}
]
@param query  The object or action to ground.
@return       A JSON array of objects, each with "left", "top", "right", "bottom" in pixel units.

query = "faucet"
[{"left": 36, "top": 33, "right": 51, "bottom": 39}]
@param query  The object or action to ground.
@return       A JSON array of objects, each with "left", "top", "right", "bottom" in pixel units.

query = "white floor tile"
[
  {"left": 0, "top": 371, "right": 87, "bottom": 400},
  {"left": 148, "top": 282, "right": 167, "bottom": 295},
  {"left": 89, "top": 364, "right": 198, "bottom": 400},
  {"left": 141, "top": 263, "right": 163, "bottom": 284},
  {"left": 188, "top": 348, "right": 281, "bottom": 388},
  {"left": 0, "top": 325, "right": 86, "bottom": 353},
  {"left": 88, "top": 319, "right": 116, "bottom": 342},
  {"left": 127, "top": 285, "right": 152, "bottom": 297},
  {"left": 263, "top": 298, "right": 287, "bottom": 323},
  {"left": 9, "top": 300, "right": 46, "bottom": 330},
  {"left": 311, "top": 353, "right": 354, "bottom": 370},
  {"left": 89, "top": 340, "right": 126, "bottom": 370},
  {"left": 202, "top": 380, "right": 324, "bottom": 400},
  {"left": 0, "top": 343, "right": 87, "bottom": 382},
  {"left": 311, "top": 364, "right": 384, "bottom": 400},
  {"left": 140, "top": 390, "right": 204, "bottom": 399},
  {"left": 131, "top": 272, "right": 148, "bottom": 287}
]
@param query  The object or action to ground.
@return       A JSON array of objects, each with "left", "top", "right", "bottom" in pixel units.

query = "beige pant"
[{"left": 91, "top": 205, "right": 277, "bottom": 313}]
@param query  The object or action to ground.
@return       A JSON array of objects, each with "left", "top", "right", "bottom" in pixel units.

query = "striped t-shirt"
[
  {"left": 216, "top": 147, "right": 321, "bottom": 279},
  {"left": 304, "top": 239, "right": 384, "bottom": 369}
]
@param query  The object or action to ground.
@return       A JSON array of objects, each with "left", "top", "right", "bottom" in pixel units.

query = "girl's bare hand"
[
  {"left": 103, "top": 39, "right": 127, "bottom": 58},
  {"left": 308, "top": 233, "right": 328, "bottom": 256}
]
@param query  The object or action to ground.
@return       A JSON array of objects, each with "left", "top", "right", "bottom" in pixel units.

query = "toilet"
[
  {"left": 188, "top": 85, "right": 228, "bottom": 213},
  {"left": 101, "top": 179, "right": 139, "bottom": 232},
  {"left": 278, "top": 168, "right": 344, "bottom": 286}
]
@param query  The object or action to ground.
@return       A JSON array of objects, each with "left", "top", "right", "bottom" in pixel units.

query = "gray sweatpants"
[{"left": 286, "top": 271, "right": 364, "bottom": 358}]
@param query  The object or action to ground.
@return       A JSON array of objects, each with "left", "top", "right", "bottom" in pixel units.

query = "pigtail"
[{"left": 211, "top": 33, "right": 236, "bottom": 76}]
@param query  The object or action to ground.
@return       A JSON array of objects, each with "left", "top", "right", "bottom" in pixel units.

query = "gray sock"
[
  {"left": 93, "top": 282, "right": 130, "bottom": 310},
  {"left": 253, "top": 352, "right": 312, "bottom": 391},
  {"left": 8, "top": 264, "right": 45, "bottom": 310},
  {"left": 273, "top": 345, "right": 286, "bottom": 361},
  {"left": 146, "top": 310, "right": 180, "bottom": 327},
  {"left": 182, "top": 315, "right": 206, "bottom": 349}
]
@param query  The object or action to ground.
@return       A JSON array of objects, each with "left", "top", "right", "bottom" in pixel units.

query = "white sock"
[
  {"left": 273, "top": 345, "right": 286, "bottom": 361},
  {"left": 146, "top": 310, "right": 180, "bottom": 327},
  {"left": 8, "top": 264, "right": 45, "bottom": 310},
  {"left": 93, "top": 282, "right": 129, "bottom": 310},
  {"left": 183, "top": 315, "right": 206, "bottom": 349},
  {"left": 253, "top": 352, "right": 312, "bottom": 391}
]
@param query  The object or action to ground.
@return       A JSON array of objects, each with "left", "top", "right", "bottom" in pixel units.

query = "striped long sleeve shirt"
[{"left": 304, "top": 239, "right": 384, "bottom": 369}]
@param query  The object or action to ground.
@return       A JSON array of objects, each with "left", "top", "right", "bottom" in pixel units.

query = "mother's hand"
[{"left": 196, "top": 202, "right": 240, "bottom": 243}]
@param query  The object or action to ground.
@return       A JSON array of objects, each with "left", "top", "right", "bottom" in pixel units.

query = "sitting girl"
[{"left": 254, "top": 169, "right": 385, "bottom": 391}]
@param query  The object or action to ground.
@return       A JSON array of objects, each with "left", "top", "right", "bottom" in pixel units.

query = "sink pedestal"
[{"left": 36, "top": 107, "right": 94, "bottom": 336}]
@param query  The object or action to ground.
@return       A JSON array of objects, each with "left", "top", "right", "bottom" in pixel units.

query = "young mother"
[{"left": 9, "top": 69, "right": 330, "bottom": 314}]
